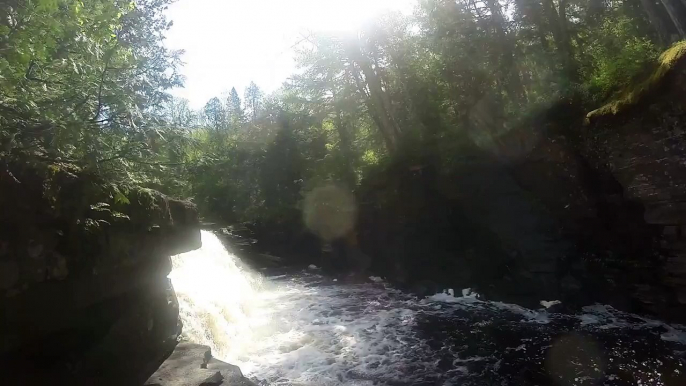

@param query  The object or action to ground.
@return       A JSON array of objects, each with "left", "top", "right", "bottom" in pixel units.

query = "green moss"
[
  {"left": 118, "top": 186, "right": 172, "bottom": 227},
  {"left": 587, "top": 40, "right": 686, "bottom": 121}
]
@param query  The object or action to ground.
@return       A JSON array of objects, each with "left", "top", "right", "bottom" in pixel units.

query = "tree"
[
  {"left": 164, "top": 98, "right": 197, "bottom": 127},
  {"left": 203, "top": 97, "right": 226, "bottom": 131},
  {"left": 227, "top": 87, "right": 245, "bottom": 124},
  {"left": 1, "top": 0, "right": 673, "bottom": 237},
  {"left": 345, "top": 35, "right": 402, "bottom": 154},
  {"left": 0, "top": 0, "right": 183, "bottom": 180},
  {"left": 244, "top": 81, "right": 263, "bottom": 121}
]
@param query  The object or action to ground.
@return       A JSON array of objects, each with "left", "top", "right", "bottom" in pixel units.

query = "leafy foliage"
[
  {"left": 581, "top": 16, "right": 660, "bottom": 101},
  {"left": 2, "top": 0, "right": 684, "bottom": 234},
  {"left": 0, "top": 0, "right": 183, "bottom": 181},
  {"left": 587, "top": 40, "right": 686, "bottom": 120}
]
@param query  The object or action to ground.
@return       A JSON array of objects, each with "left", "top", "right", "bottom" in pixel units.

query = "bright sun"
[
  {"left": 164, "top": 0, "right": 414, "bottom": 107},
  {"left": 301, "top": 0, "right": 410, "bottom": 32}
]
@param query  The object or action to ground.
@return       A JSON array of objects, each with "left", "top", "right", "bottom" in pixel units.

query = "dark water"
[{"left": 172, "top": 232, "right": 686, "bottom": 386}]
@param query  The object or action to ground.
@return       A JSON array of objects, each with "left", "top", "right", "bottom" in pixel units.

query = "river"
[{"left": 169, "top": 231, "right": 686, "bottom": 385}]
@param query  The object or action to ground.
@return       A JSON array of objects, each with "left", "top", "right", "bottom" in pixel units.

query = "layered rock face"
[
  {"left": 355, "top": 46, "right": 686, "bottom": 322},
  {"left": 581, "top": 54, "right": 686, "bottom": 321},
  {"left": 0, "top": 159, "right": 200, "bottom": 383}
]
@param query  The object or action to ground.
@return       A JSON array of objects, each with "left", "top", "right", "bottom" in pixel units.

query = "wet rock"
[
  {"left": 410, "top": 280, "right": 442, "bottom": 297},
  {"left": 541, "top": 300, "right": 566, "bottom": 314},
  {"left": 145, "top": 343, "right": 257, "bottom": 386}
]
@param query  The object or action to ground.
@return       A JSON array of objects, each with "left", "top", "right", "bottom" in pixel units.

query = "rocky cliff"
[
  {"left": 355, "top": 42, "right": 686, "bottom": 322},
  {"left": 0, "top": 158, "right": 201, "bottom": 384},
  {"left": 581, "top": 41, "right": 686, "bottom": 321}
]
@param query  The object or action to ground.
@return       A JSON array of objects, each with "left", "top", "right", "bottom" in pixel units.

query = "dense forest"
[
  {"left": 8, "top": 2, "right": 686, "bottom": 384},
  {"left": 2, "top": 0, "right": 686, "bottom": 242}
]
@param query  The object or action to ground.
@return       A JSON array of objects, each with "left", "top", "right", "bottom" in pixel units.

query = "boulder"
[{"left": 145, "top": 343, "right": 257, "bottom": 386}]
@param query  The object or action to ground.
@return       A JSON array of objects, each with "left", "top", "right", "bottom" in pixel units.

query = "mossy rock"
[
  {"left": 1, "top": 156, "right": 198, "bottom": 263},
  {"left": 28, "top": 161, "right": 174, "bottom": 231},
  {"left": 587, "top": 41, "right": 686, "bottom": 122}
]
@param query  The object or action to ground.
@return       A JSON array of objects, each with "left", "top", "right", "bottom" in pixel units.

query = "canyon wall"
[
  {"left": 355, "top": 44, "right": 686, "bottom": 322},
  {"left": 0, "top": 158, "right": 200, "bottom": 384}
]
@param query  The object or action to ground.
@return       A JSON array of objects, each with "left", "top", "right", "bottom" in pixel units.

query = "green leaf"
[
  {"left": 90, "top": 202, "right": 111, "bottom": 211},
  {"left": 111, "top": 211, "right": 130, "bottom": 220},
  {"left": 113, "top": 188, "right": 130, "bottom": 205}
]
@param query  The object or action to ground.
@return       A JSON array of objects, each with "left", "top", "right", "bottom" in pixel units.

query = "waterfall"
[
  {"left": 166, "top": 230, "right": 432, "bottom": 384},
  {"left": 169, "top": 231, "right": 268, "bottom": 372}
]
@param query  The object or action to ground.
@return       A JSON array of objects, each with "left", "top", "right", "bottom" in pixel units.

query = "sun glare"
[
  {"left": 300, "top": 0, "right": 409, "bottom": 33},
  {"left": 164, "top": 0, "right": 413, "bottom": 107}
]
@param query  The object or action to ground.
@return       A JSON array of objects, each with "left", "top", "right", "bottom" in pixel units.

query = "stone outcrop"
[
  {"left": 145, "top": 343, "right": 257, "bottom": 386},
  {"left": 0, "top": 158, "right": 201, "bottom": 383},
  {"left": 469, "top": 42, "right": 686, "bottom": 320},
  {"left": 580, "top": 41, "right": 686, "bottom": 321}
]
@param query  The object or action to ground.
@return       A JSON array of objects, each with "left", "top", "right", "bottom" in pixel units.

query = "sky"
[{"left": 164, "top": 0, "right": 415, "bottom": 109}]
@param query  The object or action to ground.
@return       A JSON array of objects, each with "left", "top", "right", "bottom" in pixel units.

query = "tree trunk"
[
  {"left": 348, "top": 64, "right": 397, "bottom": 153},
  {"left": 659, "top": 0, "right": 686, "bottom": 38},
  {"left": 639, "top": 0, "right": 671, "bottom": 43},
  {"left": 373, "top": 58, "right": 403, "bottom": 138},
  {"left": 347, "top": 43, "right": 400, "bottom": 154},
  {"left": 331, "top": 91, "right": 357, "bottom": 187},
  {"left": 394, "top": 63, "right": 430, "bottom": 138},
  {"left": 485, "top": 0, "right": 527, "bottom": 105},
  {"left": 558, "top": 0, "right": 571, "bottom": 43},
  {"left": 542, "top": 0, "right": 577, "bottom": 80},
  {"left": 514, "top": 0, "right": 551, "bottom": 52},
  {"left": 468, "top": 0, "right": 486, "bottom": 18}
]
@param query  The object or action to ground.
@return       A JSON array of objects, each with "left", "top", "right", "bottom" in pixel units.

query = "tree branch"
[
  {"left": 97, "top": 153, "right": 186, "bottom": 166},
  {"left": 92, "top": 46, "right": 118, "bottom": 121},
  {"left": 24, "top": 60, "right": 65, "bottom": 86}
]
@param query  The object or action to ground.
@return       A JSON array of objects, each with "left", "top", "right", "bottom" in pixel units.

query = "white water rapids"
[{"left": 170, "top": 231, "right": 686, "bottom": 386}]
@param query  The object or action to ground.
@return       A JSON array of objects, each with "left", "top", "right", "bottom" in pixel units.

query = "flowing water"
[{"left": 170, "top": 231, "right": 686, "bottom": 386}]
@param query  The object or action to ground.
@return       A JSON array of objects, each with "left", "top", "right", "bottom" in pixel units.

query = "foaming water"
[
  {"left": 169, "top": 231, "right": 268, "bottom": 368},
  {"left": 171, "top": 231, "right": 686, "bottom": 386}
]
